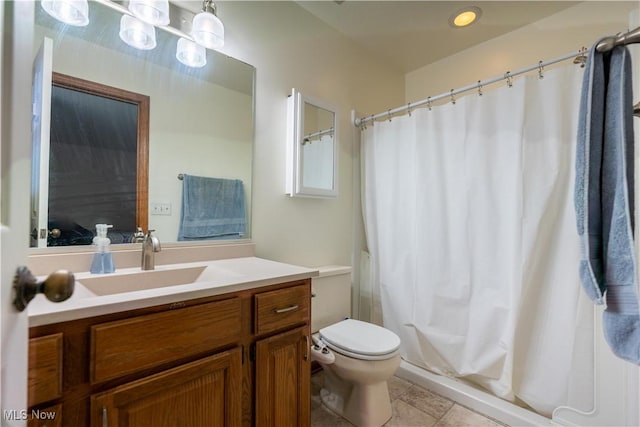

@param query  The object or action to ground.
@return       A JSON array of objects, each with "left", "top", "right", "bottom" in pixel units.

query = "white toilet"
[{"left": 310, "top": 266, "right": 401, "bottom": 427}]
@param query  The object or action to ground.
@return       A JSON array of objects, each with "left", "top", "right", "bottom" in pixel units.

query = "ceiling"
[{"left": 296, "top": 1, "right": 580, "bottom": 74}]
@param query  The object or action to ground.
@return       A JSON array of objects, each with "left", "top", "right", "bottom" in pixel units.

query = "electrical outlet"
[{"left": 150, "top": 202, "right": 171, "bottom": 215}]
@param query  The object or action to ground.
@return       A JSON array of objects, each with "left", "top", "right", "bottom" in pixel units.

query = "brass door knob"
[
  {"left": 12, "top": 266, "right": 75, "bottom": 311},
  {"left": 29, "top": 228, "right": 62, "bottom": 240}
]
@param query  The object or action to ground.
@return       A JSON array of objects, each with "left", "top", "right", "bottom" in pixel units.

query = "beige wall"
[
  {"left": 405, "top": 1, "right": 637, "bottom": 103},
  {"left": 214, "top": 1, "right": 404, "bottom": 267}
]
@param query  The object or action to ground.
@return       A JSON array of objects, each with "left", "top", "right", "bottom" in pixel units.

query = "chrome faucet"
[
  {"left": 141, "top": 230, "right": 161, "bottom": 270},
  {"left": 130, "top": 226, "right": 145, "bottom": 243}
]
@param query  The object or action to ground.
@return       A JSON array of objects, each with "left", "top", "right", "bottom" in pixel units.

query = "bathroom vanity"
[{"left": 26, "top": 256, "right": 315, "bottom": 427}]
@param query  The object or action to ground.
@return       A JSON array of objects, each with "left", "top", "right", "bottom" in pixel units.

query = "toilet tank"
[{"left": 311, "top": 265, "right": 352, "bottom": 333}]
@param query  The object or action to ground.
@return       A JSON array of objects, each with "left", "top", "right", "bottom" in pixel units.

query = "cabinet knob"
[{"left": 12, "top": 266, "right": 75, "bottom": 311}]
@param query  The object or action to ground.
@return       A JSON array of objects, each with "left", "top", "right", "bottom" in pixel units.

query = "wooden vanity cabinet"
[
  {"left": 91, "top": 349, "right": 242, "bottom": 427},
  {"left": 253, "top": 284, "right": 311, "bottom": 427},
  {"left": 28, "top": 278, "right": 312, "bottom": 427},
  {"left": 255, "top": 327, "right": 310, "bottom": 426},
  {"left": 28, "top": 334, "right": 63, "bottom": 427}
]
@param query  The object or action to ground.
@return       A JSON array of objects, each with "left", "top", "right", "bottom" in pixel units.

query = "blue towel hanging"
[
  {"left": 574, "top": 41, "right": 640, "bottom": 364},
  {"left": 178, "top": 174, "right": 246, "bottom": 241}
]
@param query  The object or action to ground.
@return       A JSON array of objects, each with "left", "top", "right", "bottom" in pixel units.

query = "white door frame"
[
  {"left": 1, "top": 1, "right": 35, "bottom": 425},
  {"left": 31, "top": 37, "right": 53, "bottom": 249}
]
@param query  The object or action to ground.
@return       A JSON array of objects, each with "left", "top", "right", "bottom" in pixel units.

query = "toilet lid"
[{"left": 319, "top": 319, "right": 401, "bottom": 357}]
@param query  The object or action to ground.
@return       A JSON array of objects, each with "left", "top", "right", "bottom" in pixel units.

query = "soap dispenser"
[{"left": 90, "top": 224, "right": 115, "bottom": 274}]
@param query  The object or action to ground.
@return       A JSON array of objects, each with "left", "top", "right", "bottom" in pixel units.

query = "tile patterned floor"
[{"left": 311, "top": 372, "right": 506, "bottom": 427}]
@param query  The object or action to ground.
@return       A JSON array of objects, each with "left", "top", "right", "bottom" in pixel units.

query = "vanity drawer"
[
  {"left": 28, "top": 333, "right": 63, "bottom": 406},
  {"left": 91, "top": 297, "right": 241, "bottom": 384},
  {"left": 255, "top": 283, "right": 310, "bottom": 335}
]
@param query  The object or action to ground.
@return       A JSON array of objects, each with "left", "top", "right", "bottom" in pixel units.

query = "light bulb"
[
  {"left": 449, "top": 6, "right": 482, "bottom": 28},
  {"left": 128, "top": 0, "right": 170, "bottom": 26},
  {"left": 119, "top": 15, "right": 156, "bottom": 50},
  {"left": 191, "top": 6, "right": 224, "bottom": 50},
  {"left": 176, "top": 38, "right": 207, "bottom": 68},
  {"left": 454, "top": 11, "right": 477, "bottom": 27},
  {"left": 41, "top": 0, "right": 89, "bottom": 26}
]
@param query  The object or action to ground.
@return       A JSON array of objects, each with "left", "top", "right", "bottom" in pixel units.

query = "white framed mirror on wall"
[{"left": 286, "top": 88, "right": 338, "bottom": 199}]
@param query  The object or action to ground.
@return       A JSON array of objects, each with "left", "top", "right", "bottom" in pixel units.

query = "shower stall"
[{"left": 355, "top": 24, "right": 640, "bottom": 427}]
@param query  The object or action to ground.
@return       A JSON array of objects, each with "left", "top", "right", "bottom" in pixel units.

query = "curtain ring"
[
  {"left": 477, "top": 80, "right": 483, "bottom": 97},
  {"left": 427, "top": 96, "right": 432, "bottom": 111},
  {"left": 370, "top": 114, "right": 375, "bottom": 126},
  {"left": 450, "top": 89, "right": 456, "bottom": 105},
  {"left": 573, "top": 47, "right": 587, "bottom": 68},
  {"left": 387, "top": 109, "right": 392, "bottom": 122},
  {"left": 407, "top": 102, "right": 412, "bottom": 117},
  {"left": 538, "top": 61, "right": 544, "bottom": 79},
  {"left": 360, "top": 116, "right": 368, "bottom": 130},
  {"left": 505, "top": 71, "right": 513, "bottom": 88}
]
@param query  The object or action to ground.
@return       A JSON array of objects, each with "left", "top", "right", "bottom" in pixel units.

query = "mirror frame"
[{"left": 286, "top": 88, "right": 338, "bottom": 199}]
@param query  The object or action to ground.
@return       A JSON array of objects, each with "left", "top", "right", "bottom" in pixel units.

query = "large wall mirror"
[
  {"left": 286, "top": 88, "right": 337, "bottom": 198},
  {"left": 31, "top": 0, "right": 255, "bottom": 248}
]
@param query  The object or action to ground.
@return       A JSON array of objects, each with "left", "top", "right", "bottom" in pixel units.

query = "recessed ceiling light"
[{"left": 449, "top": 6, "right": 482, "bottom": 28}]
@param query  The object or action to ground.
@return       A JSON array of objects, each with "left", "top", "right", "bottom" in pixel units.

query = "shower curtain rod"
[
  {"left": 303, "top": 127, "right": 334, "bottom": 144},
  {"left": 596, "top": 26, "right": 640, "bottom": 52},
  {"left": 354, "top": 51, "right": 580, "bottom": 127},
  {"left": 355, "top": 26, "right": 640, "bottom": 128}
]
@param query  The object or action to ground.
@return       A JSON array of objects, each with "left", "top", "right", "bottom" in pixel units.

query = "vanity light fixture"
[
  {"left": 128, "top": 0, "right": 170, "bottom": 26},
  {"left": 176, "top": 38, "right": 207, "bottom": 68},
  {"left": 191, "top": 0, "right": 225, "bottom": 50},
  {"left": 119, "top": 14, "right": 157, "bottom": 50},
  {"left": 449, "top": 6, "right": 482, "bottom": 28},
  {"left": 41, "top": 0, "right": 90, "bottom": 26}
]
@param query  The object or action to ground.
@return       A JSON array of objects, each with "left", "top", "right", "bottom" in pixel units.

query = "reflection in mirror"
[
  {"left": 37, "top": 72, "right": 150, "bottom": 247},
  {"left": 301, "top": 102, "right": 335, "bottom": 190},
  {"left": 31, "top": 0, "right": 255, "bottom": 247},
  {"left": 286, "top": 89, "right": 338, "bottom": 198}
]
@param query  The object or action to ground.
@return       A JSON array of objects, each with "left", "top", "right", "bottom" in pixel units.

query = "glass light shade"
[
  {"left": 128, "top": 0, "right": 170, "bottom": 26},
  {"left": 41, "top": 0, "right": 89, "bottom": 26},
  {"left": 176, "top": 38, "right": 207, "bottom": 68},
  {"left": 119, "top": 15, "right": 157, "bottom": 50},
  {"left": 192, "top": 11, "right": 224, "bottom": 50}
]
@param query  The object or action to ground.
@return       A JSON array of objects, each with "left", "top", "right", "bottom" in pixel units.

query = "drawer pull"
[
  {"left": 274, "top": 304, "right": 299, "bottom": 314},
  {"left": 102, "top": 407, "right": 108, "bottom": 427}
]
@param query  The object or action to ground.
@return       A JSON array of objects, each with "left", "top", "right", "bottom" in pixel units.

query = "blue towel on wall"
[
  {"left": 575, "top": 41, "right": 640, "bottom": 364},
  {"left": 178, "top": 174, "right": 246, "bottom": 241}
]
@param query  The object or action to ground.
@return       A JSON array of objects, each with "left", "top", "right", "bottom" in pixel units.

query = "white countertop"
[{"left": 28, "top": 257, "right": 318, "bottom": 327}]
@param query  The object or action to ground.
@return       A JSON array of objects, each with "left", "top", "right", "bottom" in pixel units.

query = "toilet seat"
[{"left": 319, "top": 319, "right": 401, "bottom": 361}]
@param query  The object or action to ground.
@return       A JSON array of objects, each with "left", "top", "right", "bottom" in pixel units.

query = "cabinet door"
[
  {"left": 91, "top": 348, "right": 242, "bottom": 427},
  {"left": 255, "top": 326, "right": 310, "bottom": 427}
]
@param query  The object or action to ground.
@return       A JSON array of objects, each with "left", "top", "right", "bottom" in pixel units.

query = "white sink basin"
[{"left": 77, "top": 265, "right": 208, "bottom": 296}]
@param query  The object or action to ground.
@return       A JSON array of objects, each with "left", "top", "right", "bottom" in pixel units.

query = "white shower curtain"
[
  {"left": 362, "top": 64, "right": 594, "bottom": 416},
  {"left": 302, "top": 134, "right": 334, "bottom": 189}
]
